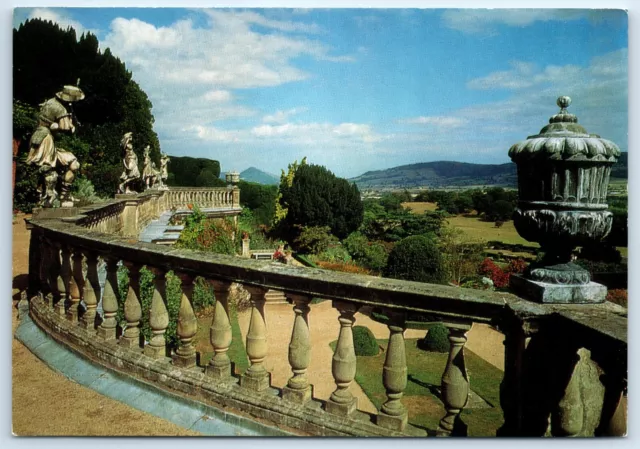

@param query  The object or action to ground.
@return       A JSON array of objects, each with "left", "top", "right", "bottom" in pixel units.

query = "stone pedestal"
[
  {"left": 240, "top": 371, "right": 271, "bottom": 392},
  {"left": 377, "top": 411, "right": 408, "bottom": 431},
  {"left": 172, "top": 352, "right": 197, "bottom": 368},
  {"left": 510, "top": 274, "right": 606, "bottom": 304},
  {"left": 282, "top": 385, "right": 313, "bottom": 404},
  {"left": 144, "top": 344, "right": 166, "bottom": 359},
  {"left": 325, "top": 397, "right": 358, "bottom": 417}
]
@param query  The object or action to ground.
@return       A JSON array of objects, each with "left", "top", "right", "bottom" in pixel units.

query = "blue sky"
[{"left": 13, "top": 7, "right": 628, "bottom": 178}]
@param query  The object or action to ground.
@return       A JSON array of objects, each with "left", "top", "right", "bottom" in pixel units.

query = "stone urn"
[
  {"left": 508, "top": 96, "right": 621, "bottom": 303},
  {"left": 225, "top": 171, "right": 240, "bottom": 186}
]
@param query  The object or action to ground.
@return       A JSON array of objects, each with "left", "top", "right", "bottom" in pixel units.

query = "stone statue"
[
  {"left": 141, "top": 145, "right": 159, "bottom": 189},
  {"left": 117, "top": 132, "right": 140, "bottom": 194},
  {"left": 26, "top": 82, "right": 84, "bottom": 207},
  {"left": 157, "top": 152, "right": 170, "bottom": 190}
]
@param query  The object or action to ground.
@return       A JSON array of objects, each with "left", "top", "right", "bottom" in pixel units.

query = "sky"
[{"left": 13, "top": 7, "right": 628, "bottom": 178}]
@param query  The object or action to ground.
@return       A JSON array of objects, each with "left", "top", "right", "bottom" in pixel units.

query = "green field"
[
  {"left": 337, "top": 339, "right": 504, "bottom": 436},
  {"left": 405, "top": 202, "right": 538, "bottom": 248}
]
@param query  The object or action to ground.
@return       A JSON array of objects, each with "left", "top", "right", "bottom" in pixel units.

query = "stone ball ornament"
[{"left": 508, "top": 96, "right": 621, "bottom": 303}]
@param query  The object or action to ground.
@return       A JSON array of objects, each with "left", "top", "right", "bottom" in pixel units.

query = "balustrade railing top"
[{"left": 23, "top": 195, "right": 628, "bottom": 438}]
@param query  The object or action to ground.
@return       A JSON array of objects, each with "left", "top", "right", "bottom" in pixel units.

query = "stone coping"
[
  {"left": 28, "top": 296, "right": 425, "bottom": 437},
  {"left": 28, "top": 215, "right": 629, "bottom": 341}
]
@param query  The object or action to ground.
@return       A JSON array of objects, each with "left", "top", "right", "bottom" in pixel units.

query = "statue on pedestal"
[
  {"left": 141, "top": 145, "right": 159, "bottom": 190},
  {"left": 117, "top": 132, "right": 140, "bottom": 194},
  {"left": 157, "top": 152, "right": 170, "bottom": 190},
  {"left": 26, "top": 82, "right": 84, "bottom": 207}
]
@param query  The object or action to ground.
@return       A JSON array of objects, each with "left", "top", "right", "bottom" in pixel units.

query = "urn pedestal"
[{"left": 508, "top": 96, "right": 621, "bottom": 304}]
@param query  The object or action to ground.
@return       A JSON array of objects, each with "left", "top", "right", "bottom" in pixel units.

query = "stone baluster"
[
  {"left": 97, "top": 257, "right": 120, "bottom": 340},
  {"left": 56, "top": 243, "right": 73, "bottom": 316},
  {"left": 206, "top": 280, "right": 233, "bottom": 379},
  {"left": 145, "top": 267, "right": 169, "bottom": 359},
  {"left": 437, "top": 322, "right": 472, "bottom": 436},
  {"left": 172, "top": 273, "right": 198, "bottom": 368},
  {"left": 377, "top": 311, "right": 408, "bottom": 431},
  {"left": 81, "top": 251, "right": 101, "bottom": 330},
  {"left": 326, "top": 301, "right": 360, "bottom": 416},
  {"left": 119, "top": 262, "right": 142, "bottom": 348},
  {"left": 39, "top": 236, "right": 53, "bottom": 307},
  {"left": 66, "top": 248, "right": 84, "bottom": 322},
  {"left": 241, "top": 285, "right": 270, "bottom": 391},
  {"left": 282, "top": 293, "right": 313, "bottom": 404},
  {"left": 47, "top": 241, "right": 66, "bottom": 315}
]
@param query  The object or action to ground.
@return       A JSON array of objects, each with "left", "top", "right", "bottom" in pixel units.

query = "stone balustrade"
[
  {"left": 163, "top": 187, "right": 240, "bottom": 211},
  {"left": 24, "top": 202, "right": 627, "bottom": 437}
]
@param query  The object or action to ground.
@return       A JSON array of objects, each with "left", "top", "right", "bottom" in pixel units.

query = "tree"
[
  {"left": 384, "top": 235, "right": 446, "bottom": 284},
  {"left": 486, "top": 200, "right": 514, "bottom": 222},
  {"left": 278, "top": 163, "right": 363, "bottom": 240},
  {"left": 13, "top": 18, "right": 162, "bottom": 202},
  {"left": 438, "top": 227, "right": 485, "bottom": 284}
]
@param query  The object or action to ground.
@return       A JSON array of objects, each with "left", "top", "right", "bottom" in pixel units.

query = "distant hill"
[
  {"left": 240, "top": 167, "right": 279, "bottom": 185},
  {"left": 350, "top": 161, "right": 518, "bottom": 189},
  {"left": 350, "top": 154, "right": 629, "bottom": 189}
]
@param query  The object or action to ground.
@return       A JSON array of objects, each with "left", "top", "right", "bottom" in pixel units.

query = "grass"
[
  {"left": 402, "top": 201, "right": 438, "bottom": 213},
  {"left": 332, "top": 338, "right": 505, "bottom": 436},
  {"left": 194, "top": 301, "right": 249, "bottom": 374}
]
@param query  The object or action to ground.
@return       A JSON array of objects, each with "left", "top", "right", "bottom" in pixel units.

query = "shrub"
[
  {"left": 606, "top": 289, "right": 628, "bottom": 308},
  {"left": 293, "top": 225, "right": 338, "bottom": 254},
  {"left": 418, "top": 323, "right": 450, "bottom": 353},
  {"left": 316, "top": 245, "right": 352, "bottom": 263},
  {"left": 353, "top": 326, "right": 379, "bottom": 356},
  {"left": 384, "top": 235, "right": 446, "bottom": 284},
  {"left": 343, "top": 232, "right": 389, "bottom": 272}
]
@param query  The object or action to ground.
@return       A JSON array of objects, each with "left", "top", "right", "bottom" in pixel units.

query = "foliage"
[
  {"left": 361, "top": 198, "right": 445, "bottom": 242},
  {"left": 384, "top": 235, "right": 447, "bottom": 284},
  {"left": 175, "top": 205, "right": 236, "bottom": 255},
  {"left": 72, "top": 177, "right": 106, "bottom": 207},
  {"left": 418, "top": 323, "right": 450, "bottom": 353},
  {"left": 478, "top": 257, "right": 527, "bottom": 289},
  {"left": 438, "top": 226, "right": 485, "bottom": 284},
  {"left": 293, "top": 225, "right": 338, "bottom": 254},
  {"left": 274, "top": 157, "right": 306, "bottom": 224},
  {"left": 342, "top": 232, "right": 389, "bottom": 272},
  {"left": 277, "top": 162, "right": 363, "bottom": 241},
  {"left": 486, "top": 199, "right": 514, "bottom": 222},
  {"left": 167, "top": 156, "right": 221, "bottom": 187},
  {"left": 606, "top": 289, "right": 628, "bottom": 308},
  {"left": 352, "top": 326, "right": 379, "bottom": 356},
  {"left": 315, "top": 245, "right": 352, "bottom": 264},
  {"left": 13, "top": 19, "right": 162, "bottom": 200},
  {"left": 315, "top": 260, "right": 373, "bottom": 275},
  {"left": 238, "top": 180, "right": 278, "bottom": 226}
]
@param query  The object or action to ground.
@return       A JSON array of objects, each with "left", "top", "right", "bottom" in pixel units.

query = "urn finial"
[{"left": 556, "top": 95, "right": 571, "bottom": 110}]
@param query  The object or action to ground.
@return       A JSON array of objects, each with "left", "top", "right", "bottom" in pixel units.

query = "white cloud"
[
  {"left": 27, "top": 7, "right": 97, "bottom": 37},
  {"left": 399, "top": 116, "right": 468, "bottom": 128},
  {"left": 202, "top": 90, "right": 232, "bottom": 103},
  {"left": 441, "top": 9, "right": 620, "bottom": 35},
  {"left": 262, "top": 107, "right": 307, "bottom": 124},
  {"left": 467, "top": 61, "right": 537, "bottom": 90},
  {"left": 250, "top": 121, "right": 384, "bottom": 143}
]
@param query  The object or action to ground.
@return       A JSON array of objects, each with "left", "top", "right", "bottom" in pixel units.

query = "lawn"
[
  {"left": 332, "top": 338, "right": 505, "bottom": 436},
  {"left": 195, "top": 303, "right": 249, "bottom": 374}
]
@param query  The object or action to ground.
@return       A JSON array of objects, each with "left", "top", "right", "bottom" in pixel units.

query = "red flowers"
[
  {"left": 478, "top": 257, "right": 527, "bottom": 289},
  {"left": 273, "top": 250, "right": 287, "bottom": 263}
]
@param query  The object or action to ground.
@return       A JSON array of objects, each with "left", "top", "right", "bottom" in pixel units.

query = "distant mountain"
[
  {"left": 350, "top": 161, "right": 518, "bottom": 189},
  {"left": 240, "top": 167, "right": 279, "bottom": 185}
]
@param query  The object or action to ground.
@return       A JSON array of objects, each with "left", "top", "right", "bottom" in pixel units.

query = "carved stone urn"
[
  {"left": 225, "top": 171, "right": 240, "bottom": 186},
  {"left": 508, "top": 96, "right": 621, "bottom": 303}
]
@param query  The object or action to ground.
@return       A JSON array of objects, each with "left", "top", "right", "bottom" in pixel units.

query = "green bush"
[
  {"left": 384, "top": 235, "right": 446, "bottom": 284},
  {"left": 343, "top": 232, "right": 389, "bottom": 272},
  {"left": 293, "top": 225, "right": 338, "bottom": 254},
  {"left": 316, "top": 245, "right": 352, "bottom": 263},
  {"left": 353, "top": 326, "right": 379, "bottom": 356},
  {"left": 418, "top": 323, "right": 450, "bottom": 353}
]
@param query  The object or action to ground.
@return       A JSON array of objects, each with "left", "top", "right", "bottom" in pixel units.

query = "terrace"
[{"left": 22, "top": 186, "right": 627, "bottom": 437}]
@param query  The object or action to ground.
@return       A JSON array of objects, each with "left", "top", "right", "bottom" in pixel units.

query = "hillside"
[
  {"left": 240, "top": 167, "right": 279, "bottom": 185},
  {"left": 351, "top": 154, "right": 629, "bottom": 189},
  {"left": 167, "top": 156, "right": 222, "bottom": 187},
  {"left": 350, "top": 161, "right": 518, "bottom": 188}
]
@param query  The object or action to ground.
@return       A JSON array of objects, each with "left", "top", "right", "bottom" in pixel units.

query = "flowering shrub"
[
  {"left": 315, "top": 260, "right": 373, "bottom": 275},
  {"left": 606, "top": 289, "right": 628, "bottom": 308},
  {"left": 273, "top": 250, "right": 287, "bottom": 263},
  {"left": 478, "top": 257, "right": 527, "bottom": 289}
]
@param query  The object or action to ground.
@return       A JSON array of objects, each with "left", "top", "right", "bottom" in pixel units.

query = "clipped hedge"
[
  {"left": 353, "top": 325, "right": 379, "bottom": 356},
  {"left": 418, "top": 323, "right": 450, "bottom": 353}
]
